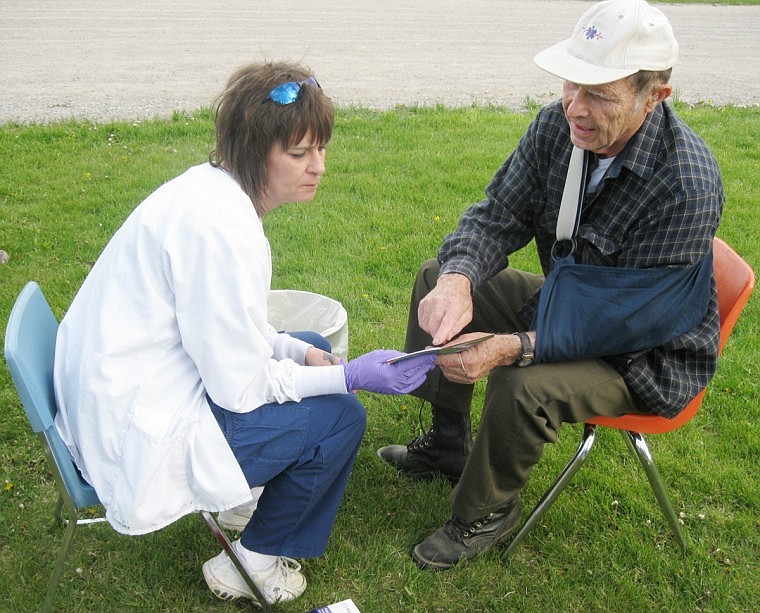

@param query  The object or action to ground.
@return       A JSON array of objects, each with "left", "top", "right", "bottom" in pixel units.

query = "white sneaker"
[
  {"left": 218, "top": 486, "right": 263, "bottom": 531},
  {"left": 202, "top": 548, "right": 306, "bottom": 606}
]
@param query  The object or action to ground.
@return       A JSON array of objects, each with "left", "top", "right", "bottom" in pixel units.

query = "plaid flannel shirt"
[{"left": 438, "top": 101, "right": 724, "bottom": 417}]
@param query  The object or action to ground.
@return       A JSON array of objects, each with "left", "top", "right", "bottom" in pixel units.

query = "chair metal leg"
[
  {"left": 43, "top": 498, "right": 80, "bottom": 613},
  {"left": 53, "top": 494, "right": 65, "bottom": 527},
  {"left": 44, "top": 490, "right": 107, "bottom": 612},
  {"left": 201, "top": 511, "right": 272, "bottom": 612},
  {"left": 504, "top": 423, "right": 597, "bottom": 558},
  {"left": 622, "top": 430, "right": 688, "bottom": 551}
]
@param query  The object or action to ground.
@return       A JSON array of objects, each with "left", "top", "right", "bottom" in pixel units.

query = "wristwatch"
[{"left": 512, "top": 332, "right": 535, "bottom": 367}]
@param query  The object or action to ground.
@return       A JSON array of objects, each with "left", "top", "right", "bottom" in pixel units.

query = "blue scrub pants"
[{"left": 208, "top": 332, "right": 366, "bottom": 558}]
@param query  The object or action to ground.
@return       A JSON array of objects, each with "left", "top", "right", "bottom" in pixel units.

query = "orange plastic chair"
[{"left": 504, "top": 237, "right": 755, "bottom": 556}]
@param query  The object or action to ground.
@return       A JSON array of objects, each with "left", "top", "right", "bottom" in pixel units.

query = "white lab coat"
[{"left": 54, "top": 163, "right": 347, "bottom": 535}]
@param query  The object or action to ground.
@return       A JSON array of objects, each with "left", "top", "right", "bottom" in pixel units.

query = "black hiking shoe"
[
  {"left": 376, "top": 407, "right": 472, "bottom": 483},
  {"left": 412, "top": 498, "right": 522, "bottom": 571}
]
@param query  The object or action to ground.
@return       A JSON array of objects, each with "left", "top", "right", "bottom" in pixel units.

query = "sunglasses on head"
[{"left": 267, "top": 77, "right": 321, "bottom": 105}]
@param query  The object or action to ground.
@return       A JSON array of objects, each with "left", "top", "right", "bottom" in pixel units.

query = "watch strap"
[{"left": 512, "top": 332, "right": 534, "bottom": 367}]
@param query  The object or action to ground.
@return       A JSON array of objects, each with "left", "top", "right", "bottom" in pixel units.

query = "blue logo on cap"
[{"left": 584, "top": 25, "right": 603, "bottom": 40}]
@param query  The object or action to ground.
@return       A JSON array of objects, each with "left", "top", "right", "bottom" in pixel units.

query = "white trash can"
[{"left": 267, "top": 290, "right": 349, "bottom": 359}]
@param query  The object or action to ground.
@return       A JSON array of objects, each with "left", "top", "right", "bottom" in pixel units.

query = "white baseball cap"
[{"left": 534, "top": 0, "right": 678, "bottom": 85}]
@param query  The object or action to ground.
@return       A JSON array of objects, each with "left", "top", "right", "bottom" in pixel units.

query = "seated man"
[{"left": 377, "top": 0, "right": 723, "bottom": 570}]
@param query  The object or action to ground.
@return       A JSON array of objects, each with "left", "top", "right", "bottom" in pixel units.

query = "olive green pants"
[{"left": 406, "top": 260, "right": 640, "bottom": 522}]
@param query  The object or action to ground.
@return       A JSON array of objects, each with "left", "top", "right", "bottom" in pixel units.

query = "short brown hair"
[{"left": 209, "top": 62, "right": 334, "bottom": 214}]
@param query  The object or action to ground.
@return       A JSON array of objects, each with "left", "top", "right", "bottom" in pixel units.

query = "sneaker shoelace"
[
  {"left": 264, "top": 557, "right": 302, "bottom": 601},
  {"left": 272, "top": 556, "right": 301, "bottom": 576}
]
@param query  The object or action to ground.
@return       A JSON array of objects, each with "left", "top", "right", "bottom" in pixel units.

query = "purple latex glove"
[{"left": 344, "top": 349, "right": 436, "bottom": 395}]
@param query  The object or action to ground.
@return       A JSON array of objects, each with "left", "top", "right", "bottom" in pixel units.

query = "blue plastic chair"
[{"left": 4, "top": 282, "right": 271, "bottom": 611}]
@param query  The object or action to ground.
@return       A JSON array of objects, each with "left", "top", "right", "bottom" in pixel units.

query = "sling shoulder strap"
[{"left": 555, "top": 146, "right": 588, "bottom": 243}]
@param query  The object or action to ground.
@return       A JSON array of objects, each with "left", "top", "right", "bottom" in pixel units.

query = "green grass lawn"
[{"left": 1, "top": 102, "right": 758, "bottom": 611}]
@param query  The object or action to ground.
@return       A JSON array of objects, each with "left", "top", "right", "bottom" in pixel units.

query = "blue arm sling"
[
  {"left": 532, "top": 146, "right": 712, "bottom": 363},
  {"left": 532, "top": 252, "right": 713, "bottom": 362}
]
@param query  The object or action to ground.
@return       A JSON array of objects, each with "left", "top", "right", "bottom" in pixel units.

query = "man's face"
[{"left": 562, "top": 77, "right": 654, "bottom": 157}]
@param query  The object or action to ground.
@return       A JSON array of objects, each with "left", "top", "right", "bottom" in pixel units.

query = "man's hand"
[
  {"left": 436, "top": 332, "right": 533, "bottom": 384},
  {"left": 418, "top": 273, "right": 473, "bottom": 346}
]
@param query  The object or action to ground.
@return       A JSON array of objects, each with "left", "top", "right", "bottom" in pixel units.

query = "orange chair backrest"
[
  {"left": 589, "top": 237, "right": 754, "bottom": 434},
  {"left": 713, "top": 237, "right": 756, "bottom": 352}
]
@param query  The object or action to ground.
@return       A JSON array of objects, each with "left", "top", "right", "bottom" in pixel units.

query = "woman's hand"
[
  {"left": 344, "top": 350, "right": 436, "bottom": 394},
  {"left": 305, "top": 346, "right": 341, "bottom": 367}
]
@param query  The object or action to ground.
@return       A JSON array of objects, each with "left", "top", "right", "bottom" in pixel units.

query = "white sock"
[{"left": 233, "top": 539, "right": 277, "bottom": 572}]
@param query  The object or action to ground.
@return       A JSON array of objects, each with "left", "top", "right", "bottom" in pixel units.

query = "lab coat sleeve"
[{"left": 163, "top": 187, "right": 345, "bottom": 411}]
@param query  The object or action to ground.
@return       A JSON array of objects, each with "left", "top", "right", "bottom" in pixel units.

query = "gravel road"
[{"left": 1, "top": 0, "right": 758, "bottom": 124}]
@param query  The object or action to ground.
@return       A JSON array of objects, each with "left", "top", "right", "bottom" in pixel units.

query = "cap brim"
[{"left": 534, "top": 39, "right": 637, "bottom": 86}]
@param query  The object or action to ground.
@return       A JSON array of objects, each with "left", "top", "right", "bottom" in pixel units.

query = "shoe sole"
[
  {"left": 209, "top": 587, "right": 263, "bottom": 609},
  {"left": 202, "top": 561, "right": 264, "bottom": 608},
  {"left": 411, "top": 549, "right": 459, "bottom": 571},
  {"left": 411, "top": 503, "right": 522, "bottom": 571}
]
